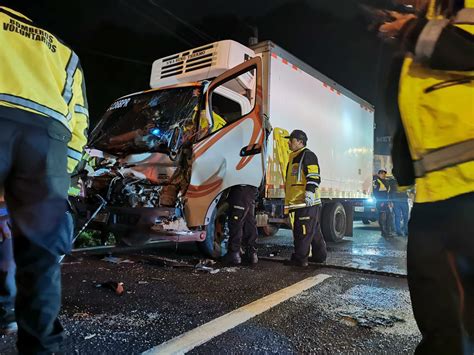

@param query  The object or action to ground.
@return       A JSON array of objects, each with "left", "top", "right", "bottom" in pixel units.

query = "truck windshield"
[{"left": 89, "top": 86, "right": 201, "bottom": 155}]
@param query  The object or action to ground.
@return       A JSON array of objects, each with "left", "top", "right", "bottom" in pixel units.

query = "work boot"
[
  {"left": 308, "top": 255, "right": 326, "bottom": 263},
  {"left": 284, "top": 254, "right": 308, "bottom": 267},
  {"left": 224, "top": 251, "right": 241, "bottom": 265},
  {"left": 245, "top": 248, "right": 258, "bottom": 265}
]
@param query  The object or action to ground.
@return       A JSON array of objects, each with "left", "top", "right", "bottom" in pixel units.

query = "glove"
[
  {"left": 305, "top": 191, "right": 317, "bottom": 207},
  {"left": 0, "top": 213, "right": 11, "bottom": 243}
]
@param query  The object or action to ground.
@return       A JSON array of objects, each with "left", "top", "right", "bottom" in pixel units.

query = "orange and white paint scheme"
[{"left": 184, "top": 57, "right": 265, "bottom": 227}]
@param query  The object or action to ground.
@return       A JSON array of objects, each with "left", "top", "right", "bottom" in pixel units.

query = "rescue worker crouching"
[
  {"left": 372, "top": 169, "right": 395, "bottom": 238},
  {"left": 283, "top": 130, "right": 327, "bottom": 267},
  {"left": 223, "top": 186, "right": 259, "bottom": 266},
  {"left": 0, "top": 4, "right": 89, "bottom": 353}
]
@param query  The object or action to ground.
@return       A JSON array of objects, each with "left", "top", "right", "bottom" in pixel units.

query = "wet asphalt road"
[{"left": 0, "top": 221, "right": 419, "bottom": 354}]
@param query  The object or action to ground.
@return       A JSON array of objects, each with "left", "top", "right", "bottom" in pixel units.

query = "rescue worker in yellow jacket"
[
  {"left": 372, "top": 169, "right": 395, "bottom": 237},
  {"left": 0, "top": 5, "right": 88, "bottom": 353},
  {"left": 284, "top": 130, "right": 327, "bottom": 267},
  {"left": 379, "top": 0, "right": 474, "bottom": 353}
]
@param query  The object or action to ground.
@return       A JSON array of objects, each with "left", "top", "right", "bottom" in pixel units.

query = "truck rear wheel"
[
  {"left": 258, "top": 224, "right": 279, "bottom": 237},
  {"left": 321, "top": 202, "right": 346, "bottom": 242},
  {"left": 196, "top": 204, "right": 229, "bottom": 259}
]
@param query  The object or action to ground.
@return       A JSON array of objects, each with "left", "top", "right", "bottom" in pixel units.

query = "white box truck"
[{"left": 74, "top": 40, "right": 374, "bottom": 257}]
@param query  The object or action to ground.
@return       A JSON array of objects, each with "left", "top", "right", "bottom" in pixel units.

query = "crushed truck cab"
[{"left": 73, "top": 40, "right": 374, "bottom": 257}]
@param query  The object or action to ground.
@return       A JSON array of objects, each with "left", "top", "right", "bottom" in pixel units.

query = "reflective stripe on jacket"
[
  {"left": 285, "top": 147, "right": 321, "bottom": 206},
  {"left": 398, "top": 4, "right": 474, "bottom": 203},
  {"left": 0, "top": 7, "right": 88, "bottom": 173}
]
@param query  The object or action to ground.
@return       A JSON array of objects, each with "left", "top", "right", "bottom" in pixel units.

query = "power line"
[
  {"left": 147, "top": 0, "right": 215, "bottom": 42},
  {"left": 82, "top": 48, "right": 152, "bottom": 66}
]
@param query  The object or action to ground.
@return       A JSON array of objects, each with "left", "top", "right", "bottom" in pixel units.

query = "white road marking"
[{"left": 142, "top": 274, "right": 332, "bottom": 355}]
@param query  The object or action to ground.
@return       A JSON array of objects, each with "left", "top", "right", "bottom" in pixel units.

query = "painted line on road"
[{"left": 142, "top": 274, "right": 332, "bottom": 355}]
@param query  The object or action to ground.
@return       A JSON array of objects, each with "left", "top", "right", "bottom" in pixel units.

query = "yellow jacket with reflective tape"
[
  {"left": 0, "top": 7, "right": 89, "bottom": 173},
  {"left": 398, "top": 4, "right": 474, "bottom": 203},
  {"left": 285, "top": 147, "right": 321, "bottom": 206}
]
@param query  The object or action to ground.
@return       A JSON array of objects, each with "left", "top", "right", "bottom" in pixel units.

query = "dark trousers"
[
  {"left": 291, "top": 205, "right": 327, "bottom": 263},
  {"left": 408, "top": 192, "right": 474, "bottom": 355},
  {"left": 0, "top": 111, "right": 72, "bottom": 354},
  {"left": 0, "top": 236, "right": 15, "bottom": 323},
  {"left": 393, "top": 200, "right": 409, "bottom": 236},
  {"left": 377, "top": 201, "right": 394, "bottom": 237},
  {"left": 227, "top": 185, "right": 258, "bottom": 253}
]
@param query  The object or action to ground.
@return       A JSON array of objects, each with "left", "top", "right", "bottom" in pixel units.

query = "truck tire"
[
  {"left": 196, "top": 204, "right": 229, "bottom": 259},
  {"left": 362, "top": 218, "right": 371, "bottom": 225},
  {"left": 321, "top": 202, "right": 346, "bottom": 242},
  {"left": 258, "top": 224, "right": 279, "bottom": 237}
]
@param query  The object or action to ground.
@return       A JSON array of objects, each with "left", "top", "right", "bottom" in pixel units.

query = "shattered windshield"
[{"left": 89, "top": 86, "right": 202, "bottom": 155}]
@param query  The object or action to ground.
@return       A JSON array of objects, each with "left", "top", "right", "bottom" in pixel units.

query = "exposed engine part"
[
  {"left": 82, "top": 147, "right": 192, "bottom": 209},
  {"left": 107, "top": 178, "right": 162, "bottom": 208},
  {"left": 151, "top": 217, "right": 189, "bottom": 232}
]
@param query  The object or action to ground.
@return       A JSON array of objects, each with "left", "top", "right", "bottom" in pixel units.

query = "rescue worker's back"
[{"left": 0, "top": 6, "right": 88, "bottom": 173}]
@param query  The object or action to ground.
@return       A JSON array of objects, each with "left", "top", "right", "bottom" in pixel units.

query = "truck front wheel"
[
  {"left": 321, "top": 202, "right": 346, "bottom": 242},
  {"left": 196, "top": 204, "right": 229, "bottom": 259}
]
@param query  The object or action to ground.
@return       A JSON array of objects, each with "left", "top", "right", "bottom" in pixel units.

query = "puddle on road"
[
  {"left": 334, "top": 284, "right": 418, "bottom": 336},
  {"left": 299, "top": 279, "right": 419, "bottom": 337},
  {"left": 342, "top": 285, "right": 409, "bottom": 309}
]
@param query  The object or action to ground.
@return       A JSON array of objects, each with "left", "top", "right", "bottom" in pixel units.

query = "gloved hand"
[
  {"left": 0, "top": 214, "right": 12, "bottom": 243},
  {"left": 305, "top": 191, "right": 317, "bottom": 207}
]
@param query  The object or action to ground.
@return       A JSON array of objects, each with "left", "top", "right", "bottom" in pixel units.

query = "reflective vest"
[
  {"left": 398, "top": 2, "right": 474, "bottom": 203},
  {"left": 285, "top": 147, "right": 321, "bottom": 206},
  {"left": 0, "top": 7, "right": 89, "bottom": 173}
]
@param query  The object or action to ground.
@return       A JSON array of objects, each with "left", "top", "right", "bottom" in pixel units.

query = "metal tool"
[
  {"left": 73, "top": 194, "right": 108, "bottom": 241},
  {"left": 284, "top": 203, "right": 307, "bottom": 210},
  {"left": 60, "top": 194, "right": 107, "bottom": 263}
]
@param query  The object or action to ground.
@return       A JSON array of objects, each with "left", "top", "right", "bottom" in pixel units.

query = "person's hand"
[
  {"left": 305, "top": 191, "right": 317, "bottom": 207},
  {"left": 0, "top": 215, "right": 12, "bottom": 243},
  {"left": 379, "top": 11, "right": 417, "bottom": 39}
]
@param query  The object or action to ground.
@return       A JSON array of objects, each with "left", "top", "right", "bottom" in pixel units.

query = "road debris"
[
  {"left": 199, "top": 259, "right": 217, "bottom": 267},
  {"left": 102, "top": 256, "right": 134, "bottom": 264},
  {"left": 96, "top": 281, "right": 125, "bottom": 296},
  {"left": 84, "top": 334, "right": 97, "bottom": 340},
  {"left": 194, "top": 263, "right": 217, "bottom": 273},
  {"left": 223, "top": 267, "right": 239, "bottom": 273},
  {"left": 141, "top": 255, "right": 193, "bottom": 268}
]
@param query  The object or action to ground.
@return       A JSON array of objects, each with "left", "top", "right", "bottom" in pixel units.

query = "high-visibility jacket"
[
  {"left": 0, "top": 6, "right": 89, "bottom": 173},
  {"left": 372, "top": 177, "right": 389, "bottom": 202},
  {"left": 398, "top": 1, "right": 474, "bottom": 203},
  {"left": 285, "top": 147, "right": 321, "bottom": 207}
]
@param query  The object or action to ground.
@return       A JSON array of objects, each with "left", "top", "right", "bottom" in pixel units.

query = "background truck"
[{"left": 74, "top": 40, "right": 374, "bottom": 257}]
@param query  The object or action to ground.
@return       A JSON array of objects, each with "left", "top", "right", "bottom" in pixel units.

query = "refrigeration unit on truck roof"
[{"left": 150, "top": 40, "right": 256, "bottom": 88}]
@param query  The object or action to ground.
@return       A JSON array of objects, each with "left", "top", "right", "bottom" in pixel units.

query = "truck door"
[{"left": 184, "top": 57, "right": 265, "bottom": 227}]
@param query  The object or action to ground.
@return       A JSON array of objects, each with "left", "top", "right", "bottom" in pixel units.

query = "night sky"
[{"left": 6, "top": 0, "right": 405, "bottom": 154}]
